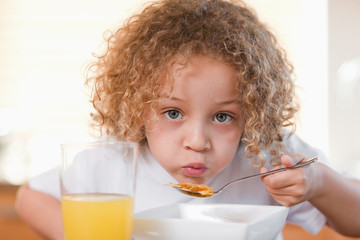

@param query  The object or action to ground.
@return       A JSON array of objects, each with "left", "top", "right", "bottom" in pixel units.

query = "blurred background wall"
[
  {"left": 0, "top": 0, "right": 359, "bottom": 186},
  {"left": 328, "top": 0, "right": 360, "bottom": 174}
]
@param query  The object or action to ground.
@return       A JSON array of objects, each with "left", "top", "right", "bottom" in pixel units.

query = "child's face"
[{"left": 144, "top": 55, "right": 244, "bottom": 184}]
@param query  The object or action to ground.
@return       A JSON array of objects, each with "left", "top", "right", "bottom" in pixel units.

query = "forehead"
[
  {"left": 160, "top": 55, "right": 238, "bottom": 99},
  {"left": 163, "top": 54, "right": 236, "bottom": 84}
]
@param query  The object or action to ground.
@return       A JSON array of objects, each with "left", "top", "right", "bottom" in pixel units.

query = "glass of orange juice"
[{"left": 60, "top": 141, "right": 137, "bottom": 240}]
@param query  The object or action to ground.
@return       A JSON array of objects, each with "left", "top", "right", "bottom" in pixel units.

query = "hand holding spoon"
[{"left": 166, "top": 156, "right": 318, "bottom": 198}]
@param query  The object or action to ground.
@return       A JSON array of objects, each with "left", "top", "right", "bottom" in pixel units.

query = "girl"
[{"left": 15, "top": 0, "right": 360, "bottom": 239}]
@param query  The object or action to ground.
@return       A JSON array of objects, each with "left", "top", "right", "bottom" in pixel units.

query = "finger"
[
  {"left": 265, "top": 183, "right": 305, "bottom": 197},
  {"left": 266, "top": 185, "right": 306, "bottom": 206},
  {"left": 262, "top": 175, "right": 292, "bottom": 189},
  {"left": 262, "top": 166, "right": 306, "bottom": 189},
  {"left": 271, "top": 195, "right": 299, "bottom": 207},
  {"left": 281, "top": 154, "right": 306, "bottom": 167},
  {"left": 260, "top": 165, "right": 282, "bottom": 183}
]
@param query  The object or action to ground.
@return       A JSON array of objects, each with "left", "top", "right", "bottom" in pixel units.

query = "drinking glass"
[{"left": 60, "top": 141, "right": 137, "bottom": 240}]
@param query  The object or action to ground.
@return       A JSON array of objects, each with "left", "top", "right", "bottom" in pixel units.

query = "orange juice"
[{"left": 61, "top": 193, "right": 134, "bottom": 240}]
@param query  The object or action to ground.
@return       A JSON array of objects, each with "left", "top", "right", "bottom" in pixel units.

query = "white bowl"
[{"left": 133, "top": 204, "right": 288, "bottom": 240}]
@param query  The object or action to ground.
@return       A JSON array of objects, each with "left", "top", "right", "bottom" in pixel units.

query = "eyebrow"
[
  {"left": 160, "top": 95, "right": 240, "bottom": 105},
  {"left": 159, "top": 95, "right": 184, "bottom": 103},
  {"left": 216, "top": 99, "right": 240, "bottom": 105}
]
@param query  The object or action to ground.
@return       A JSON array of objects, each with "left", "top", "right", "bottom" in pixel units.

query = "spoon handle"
[{"left": 217, "top": 156, "right": 318, "bottom": 193}]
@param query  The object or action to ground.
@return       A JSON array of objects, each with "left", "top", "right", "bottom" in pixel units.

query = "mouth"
[{"left": 182, "top": 162, "right": 208, "bottom": 177}]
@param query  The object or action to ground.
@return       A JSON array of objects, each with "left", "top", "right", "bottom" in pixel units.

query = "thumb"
[
  {"left": 281, "top": 154, "right": 305, "bottom": 167},
  {"left": 260, "top": 167, "right": 269, "bottom": 182}
]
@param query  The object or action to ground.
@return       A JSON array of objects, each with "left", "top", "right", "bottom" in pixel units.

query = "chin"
[{"left": 177, "top": 175, "right": 207, "bottom": 185}]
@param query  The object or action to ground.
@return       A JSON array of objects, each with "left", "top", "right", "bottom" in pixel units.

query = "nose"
[{"left": 183, "top": 120, "right": 211, "bottom": 152}]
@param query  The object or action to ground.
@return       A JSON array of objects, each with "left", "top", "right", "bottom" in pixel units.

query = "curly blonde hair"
[{"left": 86, "top": 0, "right": 298, "bottom": 167}]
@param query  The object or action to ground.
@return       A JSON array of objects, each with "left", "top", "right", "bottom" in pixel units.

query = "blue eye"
[
  {"left": 164, "top": 110, "right": 182, "bottom": 120},
  {"left": 214, "top": 113, "right": 232, "bottom": 123}
]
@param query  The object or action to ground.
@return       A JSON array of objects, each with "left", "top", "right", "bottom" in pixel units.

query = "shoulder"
[{"left": 28, "top": 168, "right": 61, "bottom": 200}]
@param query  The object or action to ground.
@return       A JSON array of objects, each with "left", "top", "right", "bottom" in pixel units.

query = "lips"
[{"left": 183, "top": 162, "right": 208, "bottom": 177}]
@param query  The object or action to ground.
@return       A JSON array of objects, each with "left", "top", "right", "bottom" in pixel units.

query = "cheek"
[
  {"left": 144, "top": 119, "right": 173, "bottom": 153},
  {"left": 144, "top": 111, "right": 180, "bottom": 142},
  {"left": 212, "top": 125, "right": 243, "bottom": 166},
  {"left": 216, "top": 122, "right": 243, "bottom": 145},
  {"left": 145, "top": 125, "right": 165, "bottom": 160},
  {"left": 145, "top": 122, "right": 178, "bottom": 171},
  {"left": 144, "top": 121, "right": 160, "bottom": 146},
  {"left": 215, "top": 137, "right": 240, "bottom": 162}
]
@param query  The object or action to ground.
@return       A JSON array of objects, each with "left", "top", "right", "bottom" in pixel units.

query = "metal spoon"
[{"left": 168, "top": 156, "right": 318, "bottom": 198}]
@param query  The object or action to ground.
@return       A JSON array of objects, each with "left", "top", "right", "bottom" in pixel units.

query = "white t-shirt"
[{"left": 29, "top": 133, "right": 328, "bottom": 238}]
